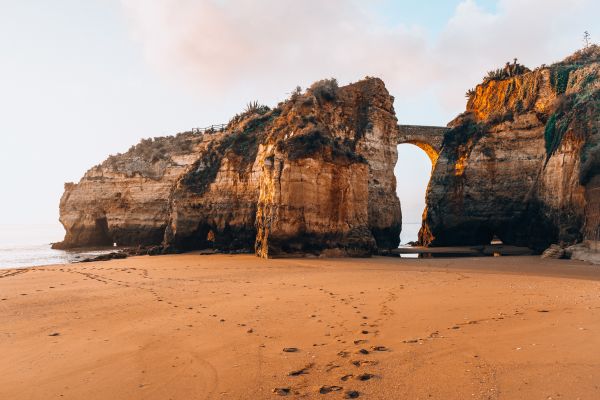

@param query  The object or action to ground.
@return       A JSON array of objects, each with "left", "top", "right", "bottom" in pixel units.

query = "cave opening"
[{"left": 394, "top": 143, "right": 435, "bottom": 245}]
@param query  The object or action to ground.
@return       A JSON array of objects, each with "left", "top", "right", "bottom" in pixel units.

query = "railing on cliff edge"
[{"left": 191, "top": 124, "right": 227, "bottom": 134}]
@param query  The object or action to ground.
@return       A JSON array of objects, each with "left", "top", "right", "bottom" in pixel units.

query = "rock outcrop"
[
  {"left": 55, "top": 78, "right": 402, "bottom": 257},
  {"left": 421, "top": 46, "right": 600, "bottom": 251},
  {"left": 54, "top": 133, "right": 207, "bottom": 249},
  {"left": 56, "top": 48, "right": 599, "bottom": 257},
  {"left": 255, "top": 78, "right": 401, "bottom": 257}
]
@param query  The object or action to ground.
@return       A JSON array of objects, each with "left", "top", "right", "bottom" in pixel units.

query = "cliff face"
[
  {"left": 162, "top": 127, "right": 264, "bottom": 252},
  {"left": 421, "top": 47, "right": 600, "bottom": 250},
  {"left": 54, "top": 134, "right": 207, "bottom": 249},
  {"left": 58, "top": 49, "right": 598, "bottom": 256},
  {"left": 56, "top": 78, "right": 401, "bottom": 257},
  {"left": 255, "top": 78, "right": 400, "bottom": 257}
]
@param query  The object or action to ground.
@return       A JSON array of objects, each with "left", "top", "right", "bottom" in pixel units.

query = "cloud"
[
  {"left": 121, "top": 0, "right": 600, "bottom": 122},
  {"left": 434, "top": 0, "right": 600, "bottom": 109},
  {"left": 121, "top": 0, "right": 430, "bottom": 102}
]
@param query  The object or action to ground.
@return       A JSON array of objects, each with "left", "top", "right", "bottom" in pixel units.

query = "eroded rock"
[
  {"left": 421, "top": 46, "right": 600, "bottom": 252},
  {"left": 55, "top": 78, "right": 401, "bottom": 257}
]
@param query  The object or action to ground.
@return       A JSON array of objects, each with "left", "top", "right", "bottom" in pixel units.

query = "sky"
[{"left": 0, "top": 0, "right": 598, "bottom": 231}]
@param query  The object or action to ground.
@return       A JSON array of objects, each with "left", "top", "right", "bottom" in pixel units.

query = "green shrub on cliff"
[
  {"left": 482, "top": 60, "right": 530, "bottom": 83},
  {"left": 550, "top": 66, "right": 578, "bottom": 95},
  {"left": 308, "top": 78, "right": 339, "bottom": 101},
  {"left": 103, "top": 132, "right": 197, "bottom": 172},
  {"left": 484, "top": 68, "right": 506, "bottom": 82},
  {"left": 244, "top": 100, "right": 270, "bottom": 115},
  {"left": 554, "top": 44, "right": 600, "bottom": 66},
  {"left": 227, "top": 102, "right": 271, "bottom": 128},
  {"left": 279, "top": 129, "right": 366, "bottom": 164}
]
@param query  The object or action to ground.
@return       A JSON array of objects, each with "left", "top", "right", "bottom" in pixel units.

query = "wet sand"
[{"left": 1, "top": 254, "right": 599, "bottom": 399}]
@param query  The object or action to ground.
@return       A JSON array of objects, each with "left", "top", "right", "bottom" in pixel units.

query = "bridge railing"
[{"left": 191, "top": 124, "right": 227, "bottom": 134}]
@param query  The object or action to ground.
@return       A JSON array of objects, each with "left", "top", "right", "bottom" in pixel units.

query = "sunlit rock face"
[
  {"left": 255, "top": 78, "right": 400, "bottom": 257},
  {"left": 421, "top": 47, "right": 600, "bottom": 251},
  {"left": 56, "top": 78, "right": 402, "bottom": 257}
]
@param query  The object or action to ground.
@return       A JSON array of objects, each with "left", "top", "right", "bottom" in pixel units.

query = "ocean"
[
  {"left": 0, "top": 224, "right": 115, "bottom": 269},
  {"left": 0, "top": 222, "right": 423, "bottom": 269}
]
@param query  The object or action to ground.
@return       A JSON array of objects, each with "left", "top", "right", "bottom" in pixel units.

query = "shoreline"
[{"left": 1, "top": 254, "right": 599, "bottom": 399}]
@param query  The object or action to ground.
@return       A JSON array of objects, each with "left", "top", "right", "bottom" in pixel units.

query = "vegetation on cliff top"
[
  {"left": 100, "top": 131, "right": 200, "bottom": 179},
  {"left": 462, "top": 46, "right": 598, "bottom": 164},
  {"left": 553, "top": 44, "right": 600, "bottom": 66},
  {"left": 482, "top": 58, "right": 530, "bottom": 84},
  {"left": 279, "top": 129, "right": 367, "bottom": 164},
  {"left": 105, "top": 132, "right": 198, "bottom": 165},
  {"left": 307, "top": 78, "right": 339, "bottom": 102},
  {"left": 226, "top": 101, "right": 272, "bottom": 129},
  {"left": 544, "top": 53, "right": 598, "bottom": 158}
]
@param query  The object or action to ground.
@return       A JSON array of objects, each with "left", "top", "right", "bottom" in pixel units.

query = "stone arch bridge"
[{"left": 397, "top": 124, "right": 449, "bottom": 164}]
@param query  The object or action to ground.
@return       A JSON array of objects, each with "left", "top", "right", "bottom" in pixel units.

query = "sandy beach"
[{"left": 1, "top": 254, "right": 599, "bottom": 399}]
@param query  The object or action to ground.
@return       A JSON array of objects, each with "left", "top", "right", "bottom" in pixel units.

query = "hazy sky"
[{"left": 0, "top": 0, "right": 597, "bottom": 230}]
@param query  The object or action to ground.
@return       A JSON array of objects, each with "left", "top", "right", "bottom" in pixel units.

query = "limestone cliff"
[
  {"left": 56, "top": 78, "right": 401, "bottom": 257},
  {"left": 58, "top": 48, "right": 598, "bottom": 256},
  {"left": 421, "top": 47, "right": 600, "bottom": 250},
  {"left": 255, "top": 78, "right": 400, "bottom": 257},
  {"left": 54, "top": 133, "right": 208, "bottom": 249}
]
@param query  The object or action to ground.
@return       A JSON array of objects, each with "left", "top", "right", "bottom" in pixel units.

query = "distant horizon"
[{"left": 1, "top": 0, "right": 598, "bottom": 227}]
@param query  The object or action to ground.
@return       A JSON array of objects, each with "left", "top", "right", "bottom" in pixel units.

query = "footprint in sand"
[
  {"left": 319, "top": 385, "right": 342, "bottom": 394},
  {"left": 325, "top": 362, "right": 341, "bottom": 372},
  {"left": 350, "top": 360, "right": 378, "bottom": 367},
  {"left": 272, "top": 387, "right": 291, "bottom": 396},
  {"left": 355, "top": 373, "right": 374, "bottom": 381},
  {"left": 371, "top": 346, "right": 389, "bottom": 352},
  {"left": 283, "top": 347, "right": 299, "bottom": 353},
  {"left": 288, "top": 363, "right": 313, "bottom": 376}
]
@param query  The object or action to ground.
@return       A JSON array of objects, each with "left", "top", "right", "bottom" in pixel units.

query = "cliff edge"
[
  {"left": 55, "top": 78, "right": 402, "bottom": 257},
  {"left": 421, "top": 46, "right": 600, "bottom": 251}
]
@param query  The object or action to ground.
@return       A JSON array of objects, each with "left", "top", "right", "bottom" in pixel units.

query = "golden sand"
[{"left": 1, "top": 254, "right": 599, "bottom": 399}]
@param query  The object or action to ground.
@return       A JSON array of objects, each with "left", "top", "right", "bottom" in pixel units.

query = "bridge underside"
[{"left": 397, "top": 124, "right": 448, "bottom": 165}]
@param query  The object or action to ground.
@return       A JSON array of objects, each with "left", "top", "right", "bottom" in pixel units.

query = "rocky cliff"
[
  {"left": 56, "top": 78, "right": 402, "bottom": 257},
  {"left": 254, "top": 78, "right": 400, "bottom": 257},
  {"left": 54, "top": 133, "right": 207, "bottom": 249},
  {"left": 421, "top": 46, "right": 600, "bottom": 251},
  {"left": 57, "top": 48, "right": 598, "bottom": 257}
]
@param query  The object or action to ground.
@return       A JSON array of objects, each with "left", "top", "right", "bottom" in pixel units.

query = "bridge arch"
[
  {"left": 397, "top": 124, "right": 448, "bottom": 166},
  {"left": 401, "top": 140, "right": 440, "bottom": 165},
  {"left": 395, "top": 124, "right": 448, "bottom": 245}
]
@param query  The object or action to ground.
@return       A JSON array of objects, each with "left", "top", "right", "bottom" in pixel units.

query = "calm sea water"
[
  {"left": 0, "top": 224, "right": 115, "bottom": 269},
  {"left": 0, "top": 222, "right": 422, "bottom": 269}
]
